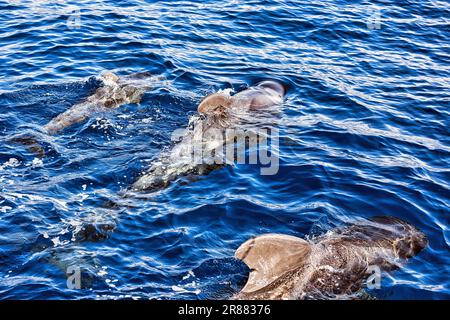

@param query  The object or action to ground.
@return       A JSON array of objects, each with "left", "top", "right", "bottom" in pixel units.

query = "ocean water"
[{"left": 0, "top": 0, "right": 449, "bottom": 300}]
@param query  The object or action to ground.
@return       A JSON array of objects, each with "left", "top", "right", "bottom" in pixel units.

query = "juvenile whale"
[
  {"left": 233, "top": 216, "right": 427, "bottom": 300},
  {"left": 131, "top": 80, "right": 286, "bottom": 191},
  {"left": 44, "top": 71, "right": 161, "bottom": 134}
]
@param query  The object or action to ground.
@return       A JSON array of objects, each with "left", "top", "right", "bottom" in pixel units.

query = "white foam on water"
[
  {"left": 98, "top": 270, "right": 108, "bottom": 277},
  {"left": 182, "top": 270, "right": 195, "bottom": 280},
  {"left": 31, "top": 158, "right": 44, "bottom": 168},
  {"left": 0, "top": 206, "right": 12, "bottom": 213},
  {"left": 0, "top": 158, "right": 20, "bottom": 171},
  {"left": 218, "top": 88, "right": 234, "bottom": 95}
]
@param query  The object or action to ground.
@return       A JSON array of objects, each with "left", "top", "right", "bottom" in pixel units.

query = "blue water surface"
[{"left": 0, "top": 0, "right": 449, "bottom": 299}]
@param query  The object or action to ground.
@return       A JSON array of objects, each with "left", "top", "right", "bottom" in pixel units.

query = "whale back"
[
  {"left": 235, "top": 234, "right": 311, "bottom": 293},
  {"left": 122, "top": 71, "right": 153, "bottom": 80}
]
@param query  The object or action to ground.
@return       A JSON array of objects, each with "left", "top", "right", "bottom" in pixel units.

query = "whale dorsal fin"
[
  {"left": 235, "top": 234, "right": 311, "bottom": 293},
  {"left": 197, "top": 92, "right": 233, "bottom": 114}
]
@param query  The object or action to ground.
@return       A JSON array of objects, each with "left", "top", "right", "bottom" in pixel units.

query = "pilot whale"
[
  {"left": 44, "top": 71, "right": 161, "bottom": 134},
  {"left": 11, "top": 71, "right": 162, "bottom": 157},
  {"left": 131, "top": 80, "right": 286, "bottom": 191},
  {"left": 233, "top": 216, "right": 427, "bottom": 300},
  {"left": 197, "top": 80, "right": 285, "bottom": 115}
]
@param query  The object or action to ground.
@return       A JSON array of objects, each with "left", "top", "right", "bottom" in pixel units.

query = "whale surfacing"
[
  {"left": 198, "top": 80, "right": 285, "bottom": 115},
  {"left": 11, "top": 71, "right": 163, "bottom": 157},
  {"left": 233, "top": 216, "right": 427, "bottom": 300},
  {"left": 44, "top": 71, "right": 161, "bottom": 134},
  {"left": 132, "top": 80, "right": 286, "bottom": 192}
]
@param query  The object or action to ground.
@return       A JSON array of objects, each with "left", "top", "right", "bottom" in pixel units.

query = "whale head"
[
  {"left": 257, "top": 80, "right": 286, "bottom": 97},
  {"left": 340, "top": 216, "right": 428, "bottom": 260}
]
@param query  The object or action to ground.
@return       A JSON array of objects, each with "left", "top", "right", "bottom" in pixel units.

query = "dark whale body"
[
  {"left": 11, "top": 71, "right": 161, "bottom": 157},
  {"left": 44, "top": 71, "right": 159, "bottom": 134},
  {"left": 132, "top": 80, "right": 286, "bottom": 192},
  {"left": 234, "top": 216, "right": 427, "bottom": 300}
]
